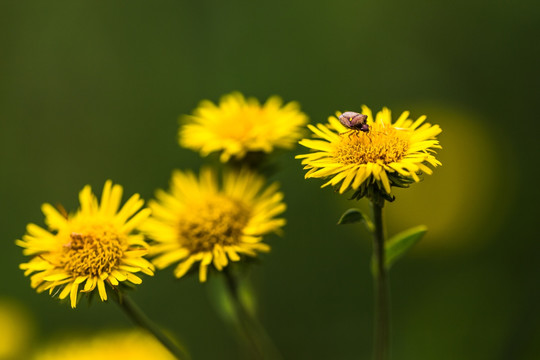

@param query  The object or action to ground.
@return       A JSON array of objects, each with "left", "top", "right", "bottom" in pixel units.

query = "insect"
[
  {"left": 339, "top": 111, "right": 369, "bottom": 132},
  {"left": 339, "top": 111, "right": 370, "bottom": 139},
  {"left": 339, "top": 111, "right": 410, "bottom": 140}
]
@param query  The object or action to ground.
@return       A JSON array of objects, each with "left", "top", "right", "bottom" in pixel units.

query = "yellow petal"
[
  {"left": 83, "top": 277, "right": 97, "bottom": 292},
  {"left": 70, "top": 282, "right": 80, "bottom": 308},
  {"left": 126, "top": 273, "right": 142, "bottom": 285},
  {"left": 97, "top": 279, "right": 107, "bottom": 301},
  {"left": 59, "top": 284, "right": 72, "bottom": 300},
  {"left": 379, "top": 170, "right": 391, "bottom": 194},
  {"left": 198, "top": 252, "right": 213, "bottom": 282},
  {"left": 174, "top": 256, "right": 197, "bottom": 279},
  {"left": 41, "top": 203, "right": 68, "bottom": 230}
]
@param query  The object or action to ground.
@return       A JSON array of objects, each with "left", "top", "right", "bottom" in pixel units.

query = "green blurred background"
[{"left": 1, "top": 0, "right": 539, "bottom": 359}]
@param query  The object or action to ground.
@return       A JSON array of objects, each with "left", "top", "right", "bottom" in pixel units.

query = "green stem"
[
  {"left": 113, "top": 292, "right": 191, "bottom": 360},
  {"left": 222, "top": 268, "right": 283, "bottom": 360},
  {"left": 371, "top": 199, "right": 390, "bottom": 360}
]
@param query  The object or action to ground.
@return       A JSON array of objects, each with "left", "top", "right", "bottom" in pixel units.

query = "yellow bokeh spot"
[
  {"left": 31, "top": 329, "right": 176, "bottom": 360},
  {"left": 0, "top": 298, "right": 34, "bottom": 359},
  {"left": 384, "top": 105, "right": 511, "bottom": 252}
]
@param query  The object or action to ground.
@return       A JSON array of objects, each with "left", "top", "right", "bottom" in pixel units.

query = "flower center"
[
  {"left": 177, "top": 196, "right": 251, "bottom": 253},
  {"left": 219, "top": 109, "right": 258, "bottom": 140},
  {"left": 62, "top": 226, "right": 125, "bottom": 277},
  {"left": 334, "top": 125, "right": 410, "bottom": 165}
]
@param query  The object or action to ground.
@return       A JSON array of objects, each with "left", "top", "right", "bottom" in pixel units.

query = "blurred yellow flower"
[
  {"left": 142, "top": 168, "right": 286, "bottom": 282},
  {"left": 297, "top": 106, "right": 442, "bottom": 196},
  {"left": 179, "top": 92, "right": 308, "bottom": 162},
  {"left": 17, "top": 181, "right": 154, "bottom": 308},
  {"left": 0, "top": 298, "right": 33, "bottom": 359},
  {"left": 32, "top": 330, "right": 175, "bottom": 360}
]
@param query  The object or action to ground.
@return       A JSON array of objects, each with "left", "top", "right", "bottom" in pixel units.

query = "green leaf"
[
  {"left": 337, "top": 208, "right": 374, "bottom": 232},
  {"left": 385, "top": 225, "right": 427, "bottom": 269}
]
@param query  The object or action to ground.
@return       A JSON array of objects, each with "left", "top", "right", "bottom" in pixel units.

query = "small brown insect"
[{"left": 339, "top": 111, "right": 369, "bottom": 133}]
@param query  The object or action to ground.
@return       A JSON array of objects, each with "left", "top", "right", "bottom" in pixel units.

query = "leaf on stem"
[
  {"left": 337, "top": 208, "right": 374, "bottom": 232},
  {"left": 385, "top": 225, "right": 427, "bottom": 269}
]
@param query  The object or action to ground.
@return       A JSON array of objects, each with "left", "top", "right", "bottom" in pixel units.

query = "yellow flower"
[
  {"left": 0, "top": 298, "right": 33, "bottom": 359},
  {"left": 296, "top": 106, "right": 442, "bottom": 196},
  {"left": 179, "top": 92, "right": 308, "bottom": 162},
  {"left": 17, "top": 181, "right": 154, "bottom": 308},
  {"left": 32, "top": 330, "right": 176, "bottom": 360},
  {"left": 142, "top": 168, "right": 286, "bottom": 282}
]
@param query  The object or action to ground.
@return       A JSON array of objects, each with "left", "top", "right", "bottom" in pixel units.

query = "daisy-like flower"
[
  {"left": 32, "top": 330, "right": 176, "bottom": 360},
  {"left": 142, "top": 168, "right": 286, "bottom": 282},
  {"left": 297, "top": 105, "right": 442, "bottom": 197},
  {"left": 17, "top": 181, "right": 154, "bottom": 308},
  {"left": 179, "top": 92, "right": 308, "bottom": 162}
]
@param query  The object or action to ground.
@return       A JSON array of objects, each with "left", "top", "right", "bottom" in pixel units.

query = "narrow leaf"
[
  {"left": 337, "top": 208, "right": 374, "bottom": 232},
  {"left": 385, "top": 225, "right": 427, "bottom": 269}
]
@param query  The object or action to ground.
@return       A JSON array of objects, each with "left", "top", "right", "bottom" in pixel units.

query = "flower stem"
[
  {"left": 371, "top": 199, "right": 390, "bottom": 360},
  {"left": 222, "top": 268, "right": 283, "bottom": 360},
  {"left": 113, "top": 291, "right": 191, "bottom": 360}
]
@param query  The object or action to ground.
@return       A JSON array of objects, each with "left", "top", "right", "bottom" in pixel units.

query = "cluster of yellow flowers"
[{"left": 16, "top": 92, "right": 441, "bottom": 358}]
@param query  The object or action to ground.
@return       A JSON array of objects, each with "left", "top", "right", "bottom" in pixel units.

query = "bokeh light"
[
  {"left": 31, "top": 329, "right": 176, "bottom": 360},
  {"left": 386, "top": 104, "right": 513, "bottom": 253},
  {"left": 0, "top": 298, "right": 34, "bottom": 360}
]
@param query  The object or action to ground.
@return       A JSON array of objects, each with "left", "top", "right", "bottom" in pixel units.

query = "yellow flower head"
[
  {"left": 179, "top": 92, "right": 308, "bottom": 162},
  {"left": 32, "top": 330, "right": 176, "bottom": 360},
  {"left": 296, "top": 106, "right": 442, "bottom": 197},
  {"left": 142, "top": 168, "right": 286, "bottom": 282},
  {"left": 17, "top": 181, "right": 154, "bottom": 308}
]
